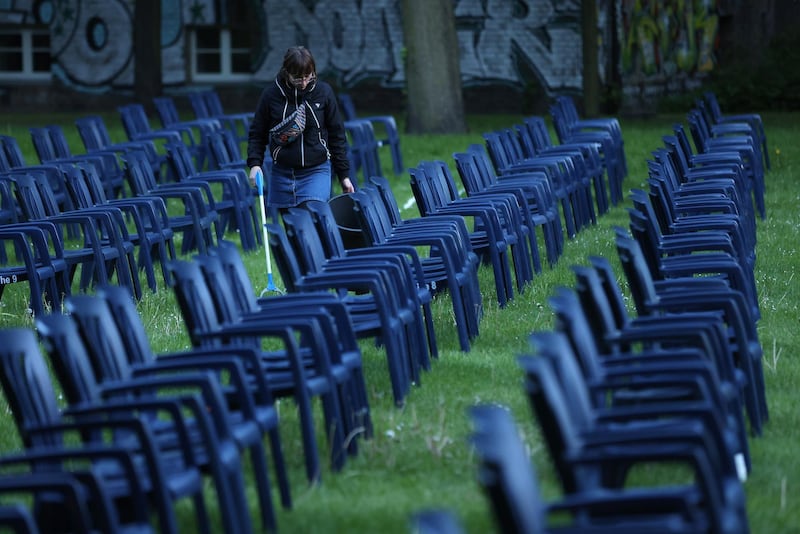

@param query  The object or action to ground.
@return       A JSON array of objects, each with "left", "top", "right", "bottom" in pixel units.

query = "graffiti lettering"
[{"left": 0, "top": 0, "right": 719, "bottom": 98}]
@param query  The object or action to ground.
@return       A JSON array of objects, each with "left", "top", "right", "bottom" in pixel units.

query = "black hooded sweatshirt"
[{"left": 246, "top": 76, "right": 350, "bottom": 184}]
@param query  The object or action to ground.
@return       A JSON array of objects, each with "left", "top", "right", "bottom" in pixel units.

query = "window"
[
  {"left": 0, "top": 28, "right": 51, "bottom": 81},
  {"left": 190, "top": 27, "right": 251, "bottom": 82}
]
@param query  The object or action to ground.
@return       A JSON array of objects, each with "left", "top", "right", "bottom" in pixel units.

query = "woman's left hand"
[{"left": 341, "top": 178, "right": 355, "bottom": 193}]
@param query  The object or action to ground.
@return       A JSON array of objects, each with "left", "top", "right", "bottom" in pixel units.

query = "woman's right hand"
[{"left": 249, "top": 166, "right": 262, "bottom": 187}]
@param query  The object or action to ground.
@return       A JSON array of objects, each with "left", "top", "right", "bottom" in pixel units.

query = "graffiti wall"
[
  {"left": 618, "top": 0, "right": 719, "bottom": 101},
  {"left": 0, "top": 0, "right": 720, "bottom": 103}
]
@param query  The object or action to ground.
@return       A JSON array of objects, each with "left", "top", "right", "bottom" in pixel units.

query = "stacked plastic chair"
[
  {"left": 0, "top": 327, "right": 212, "bottom": 534},
  {"left": 549, "top": 95, "right": 627, "bottom": 205},
  {"left": 187, "top": 89, "right": 253, "bottom": 145},
  {"left": 453, "top": 145, "right": 564, "bottom": 268},
  {"left": 409, "top": 160, "right": 531, "bottom": 305},
  {"left": 338, "top": 93, "right": 404, "bottom": 175}
]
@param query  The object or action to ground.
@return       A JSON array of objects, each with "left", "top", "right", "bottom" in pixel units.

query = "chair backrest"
[
  {"left": 0, "top": 138, "right": 13, "bottom": 171},
  {"left": 424, "top": 160, "right": 462, "bottom": 204},
  {"left": 452, "top": 150, "right": 485, "bottom": 196},
  {"left": 513, "top": 123, "right": 538, "bottom": 159},
  {"left": 122, "top": 149, "right": 158, "bottom": 193},
  {"left": 35, "top": 312, "right": 108, "bottom": 407},
  {"left": 0, "top": 178, "right": 18, "bottom": 224},
  {"left": 46, "top": 125, "right": 76, "bottom": 159},
  {"left": 195, "top": 253, "right": 253, "bottom": 326},
  {"left": 0, "top": 135, "right": 28, "bottom": 167},
  {"left": 365, "top": 175, "right": 404, "bottom": 227},
  {"left": 62, "top": 295, "right": 136, "bottom": 384},
  {"left": 202, "top": 90, "right": 226, "bottom": 117},
  {"left": 337, "top": 94, "right": 358, "bottom": 122},
  {"left": 304, "top": 200, "right": 349, "bottom": 259},
  {"left": 6, "top": 172, "right": 56, "bottom": 221},
  {"left": 188, "top": 91, "right": 212, "bottom": 119},
  {"left": 531, "top": 331, "right": 605, "bottom": 432},
  {"left": 543, "top": 288, "right": 610, "bottom": 395},
  {"left": 517, "top": 350, "right": 596, "bottom": 493},
  {"left": 209, "top": 239, "right": 262, "bottom": 314},
  {"left": 570, "top": 264, "right": 627, "bottom": 352},
  {"left": 344, "top": 120, "right": 381, "bottom": 180},
  {"left": 351, "top": 187, "right": 393, "bottom": 246},
  {"left": 282, "top": 207, "right": 333, "bottom": 275},
  {"left": 408, "top": 165, "right": 441, "bottom": 216},
  {"left": 624, "top": 212, "right": 664, "bottom": 284},
  {"left": 97, "top": 284, "right": 159, "bottom": 367},
  {"left": 465, "top": 143, "right": 503, "bottom": 188},
  {"left": 79, "top": 116, "right": 115, "bottom": 147},
  {"left": 59, "top": 164, "right": 98, "bottom": 210},
  {"left": 165, "top": 140, "right": 197, "bottom": 180},
  {"left": 75, "top": 161, "right": 113, "bottom": 204},
  {"left": 0, "top": 328, "right": 64, "bottom": 447},
  {"left": 204, "top": 129, "right": 243, "bottom": 169},
  {"left": 482, "top": 131, "right": 516, "bottom": 175},
  {"left": 118, "top": 103, "right": 153, "bottom": 139},
  {"left": 28, "top": 127, "right": 59, "bottom": 163},
  {"left": 548, "top": 102, "right": 571, "bottom": 143},
  {"left": 614, "top": 230, "right": 664, "bottom": 316},
  {"left": 265, "top": 222, "right": 305, "bottom": 293},
  {"left": 587, "top": 255, "right": 631, "bottom": 332},
  {"left": 469, "top": 404, "right": 544, "bottom": 534},
  {"left": 165, "top": 258, "right": 232, "bottom": 347},
  {"left": 153, "top": 96, "right": 181, "bottom": 128},
  {"left": 523, "top": 116, "right": 555, "bottom": 151}
]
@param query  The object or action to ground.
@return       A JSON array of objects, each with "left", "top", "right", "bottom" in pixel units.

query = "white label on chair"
[{"left": 735, "top": 453, "right": 748, "bottom": 482}]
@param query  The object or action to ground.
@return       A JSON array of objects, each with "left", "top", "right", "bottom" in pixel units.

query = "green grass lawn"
[{"left": 0, "top": 108, "right": 798, "bottom": 533}]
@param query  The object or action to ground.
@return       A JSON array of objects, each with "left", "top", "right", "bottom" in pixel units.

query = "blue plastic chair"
[
  {"left": 410, "top": 162, "right": 521, "bottom": 305},
  {"left": 303, "top": 200, "right": 438, "bottom": 361},
  {"left": 194, "top": 250, "right": 371, "bottom": 460},
  {"left": 0, "top": 224, "right": 68, "bottom": 316},
  {"left": 118, "top": 103, "right": 208, "bottom": 172},
  {"left": 37, "top": 309, "right": 258, "bottom": 534},
  {"left": 266, "top": 216, "right": 418, "bottom": 404},
  {"left": 166, "top": 256, "right": 350, "bottom": 482},
  {"left": 518, "top": 350, "right": 750, "bottom": 534},
  {"left": 520, "top": 116, "right": 609, "bottom": 216},
  {"left": 454, "top": 147, "right": 562, "bottom": 267},
  {"left": 283, "top": 207, "right": 429, "bottom": 389},
  {"left": 703, "top": 91, "right": 769, "bottom": 170},
  {"left": 350, "top": 184, "right": 483, "bottom": 352},
  {"left": 165, "top": 139, "right": 259, "bottom": 251},
  {"left": 5, "top": 171, "right": 142, "bottom": 300},
  {"left": 61, "top": 161, "right": 176, "bottom": 291},
  {"left": 338, "top": 93, "right": 403, "bottom": 175},
  {"left": 188, "top": 89, "right": 253, "bottom": 144},
  {"left": 121, "top": 149, "right": 220, "bottom": 255},
  {"left": 470, "top": 403, "right": 708, "bottom": 534},
  {"left": 28, "top": 124, "right": 127, "bottom": 199},
  {"left": 0, "top": 327, "right": 208, "bottom": 534},
  {"left": 614, "top": 231, "right": 767, "bottom": 435}
]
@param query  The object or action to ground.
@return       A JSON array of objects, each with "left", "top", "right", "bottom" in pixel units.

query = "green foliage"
[
  {"left": 667, "top": 31, "right": 800, "bottom": 112},
  {"left": 0, "top": 110, "right": 798, "bottom": 532}
]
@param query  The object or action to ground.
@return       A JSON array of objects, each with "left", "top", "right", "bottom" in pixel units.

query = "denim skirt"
[{"left": 266, "top": 160, "right": 332, "bottom": 208}]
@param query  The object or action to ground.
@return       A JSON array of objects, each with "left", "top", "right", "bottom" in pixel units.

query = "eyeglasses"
[{"left": 288, "top": 73, "right": 316, "bottom": 87}]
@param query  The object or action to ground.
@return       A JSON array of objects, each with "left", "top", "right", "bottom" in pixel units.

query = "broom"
[{"left": 255, "top": 169, "right": 281, "bottom": 295}]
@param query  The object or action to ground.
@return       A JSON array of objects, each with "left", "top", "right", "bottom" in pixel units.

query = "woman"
[{"left": 247, "top": 46, "right": 354, "bottom": 214}]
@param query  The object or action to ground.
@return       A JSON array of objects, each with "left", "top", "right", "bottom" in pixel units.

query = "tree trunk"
[
  {"left": 401, "top": 0, "right": 467, "bottom": 134},
  {"left": 134, "top": 2, "right": 162, "bottom": 102},
  {"left": 581, "top": 0, "right": 599, "bottom": 117}
]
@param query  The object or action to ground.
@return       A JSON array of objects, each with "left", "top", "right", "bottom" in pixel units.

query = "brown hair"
[{"left": 281, "top": 46, "right": 316, "bottom": 80}]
